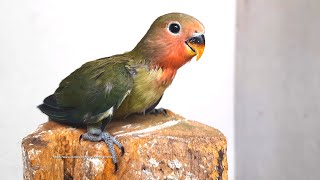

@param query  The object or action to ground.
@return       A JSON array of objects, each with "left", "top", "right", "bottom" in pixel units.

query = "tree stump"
[{"left": 22, "top": 110, "right": 228, "bottom": 180}]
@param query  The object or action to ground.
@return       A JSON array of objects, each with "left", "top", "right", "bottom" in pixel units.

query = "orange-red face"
[{"left": 136, "top": 13, "right": 205, "bottom": 69}]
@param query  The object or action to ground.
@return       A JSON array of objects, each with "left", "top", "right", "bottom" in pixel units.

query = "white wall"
[
  {"left": 235, "top": 0, "right": 320, "bottom": 179},
  {"left": 0, "top": 0, "right": 235, "bottom": 179}
]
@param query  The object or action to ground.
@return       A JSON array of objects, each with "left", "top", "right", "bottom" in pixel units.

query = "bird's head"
[{"left": 133, "top": 13, "right": 205, "bottom": 70}]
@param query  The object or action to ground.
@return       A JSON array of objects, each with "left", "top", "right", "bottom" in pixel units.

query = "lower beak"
[{"left": 185, "top": 34, "right": 205, "bottom": 60}]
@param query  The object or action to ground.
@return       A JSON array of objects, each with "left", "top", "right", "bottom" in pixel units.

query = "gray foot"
[
  {"left": 148, "top": 108, "right": 168, "bottom": 116},
  {"left": 80, "top": 132, "right": 124, "bottom": 172}
]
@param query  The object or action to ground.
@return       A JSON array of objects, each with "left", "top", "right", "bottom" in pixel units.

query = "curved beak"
[{"left": 185, "top": 33, "right": 205, "bottom": 60}]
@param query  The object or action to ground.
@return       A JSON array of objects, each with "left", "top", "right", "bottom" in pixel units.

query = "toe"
[
  {"left": 159, "top": 108, "right": 168, "bottom": 116},
  {"left": 81, "top": 133, "right": 102, "bottom": 142},
  {"left": 149, "top": 108, "right": 168, "bottom": 116}
]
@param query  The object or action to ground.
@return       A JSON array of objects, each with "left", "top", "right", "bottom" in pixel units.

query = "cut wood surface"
[{"left": 22, "top": 110, "right": 228, "bottom": 180}]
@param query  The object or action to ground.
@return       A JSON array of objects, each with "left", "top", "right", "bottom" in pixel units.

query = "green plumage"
[
  {"left": 57, "top": 56, "right": 132, "bottom": 108},
  {"left": 40, "top": 55, "right": 126, "bottom": 123},
  {"left": 38, "top": 52, "right": 166, "bottom": 125}
]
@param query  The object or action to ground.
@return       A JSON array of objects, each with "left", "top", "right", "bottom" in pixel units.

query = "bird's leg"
[{"left": 80, "top": 123, "right": 124, "bottom": 172}]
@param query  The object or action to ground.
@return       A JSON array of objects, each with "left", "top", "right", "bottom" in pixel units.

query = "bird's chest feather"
[{"left": 114, "top": 67, "right": 175, "bottom": 118}]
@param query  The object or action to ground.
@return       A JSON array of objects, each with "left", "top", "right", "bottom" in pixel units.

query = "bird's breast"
[{"left": 114, "top": 67, "right": 174, "bottom": 118}]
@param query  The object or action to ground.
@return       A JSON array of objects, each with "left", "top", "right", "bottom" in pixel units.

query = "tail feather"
[
  {"left": 38, "top": 95, "right": 74, "bottom": 121},
  {"left": 43, "top": 95, "right": 59, "bottom": 108}
]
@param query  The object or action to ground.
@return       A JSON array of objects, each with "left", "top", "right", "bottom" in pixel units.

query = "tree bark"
[{"left": 22, "top": 110, "right": 228, "bottom": 180}]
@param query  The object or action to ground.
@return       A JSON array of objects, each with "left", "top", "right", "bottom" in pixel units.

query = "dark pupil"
[{"left": 169, "top": 23, "right": 180, "bottom": 34}]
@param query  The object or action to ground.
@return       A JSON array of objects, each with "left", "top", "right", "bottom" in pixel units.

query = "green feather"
[{"left": 53, "top": 55, "right": 134, "bottom": 124}]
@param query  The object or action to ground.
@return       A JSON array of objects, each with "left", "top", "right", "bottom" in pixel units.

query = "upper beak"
[{"left": 185, "top": 33, "right": 205, "bottom": 60}]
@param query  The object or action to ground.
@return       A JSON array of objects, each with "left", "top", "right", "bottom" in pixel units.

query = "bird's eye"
[{"left": 168, "top": 23, "right": 181, "bottom": 34}]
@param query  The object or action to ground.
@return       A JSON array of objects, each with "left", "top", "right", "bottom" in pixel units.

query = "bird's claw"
[
  {"left": 80, "top": 132, "right": 124, "bottom": 172},
  {"left": 79, "top": 134, "right": 83, "bottom": 142},
  {"left": 114, "top": 163, "right": 118, "bottom": 173},
  {"left": 121, "top": 146, "right": 125, "bottom": 156}
]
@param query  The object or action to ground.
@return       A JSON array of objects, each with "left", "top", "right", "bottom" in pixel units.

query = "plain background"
[
  {"left": 0, "top": 0, "right": 235, "bottom": 179},
  {"left": 235, "top": 0, "right": 320, "bottom": 179}
]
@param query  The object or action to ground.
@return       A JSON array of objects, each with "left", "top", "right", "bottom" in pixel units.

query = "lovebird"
[{"left": 38, "top": 12, "right": 205, "bottom": 171}]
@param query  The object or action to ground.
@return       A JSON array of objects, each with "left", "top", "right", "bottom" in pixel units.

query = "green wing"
[{"left": 39, "top": 56, "right": 133, "bottom": 124}]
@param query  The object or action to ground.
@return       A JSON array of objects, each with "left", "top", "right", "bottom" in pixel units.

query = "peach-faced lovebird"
[{"left": 38, "top": 13, "right": 205, "bottom": 171}]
